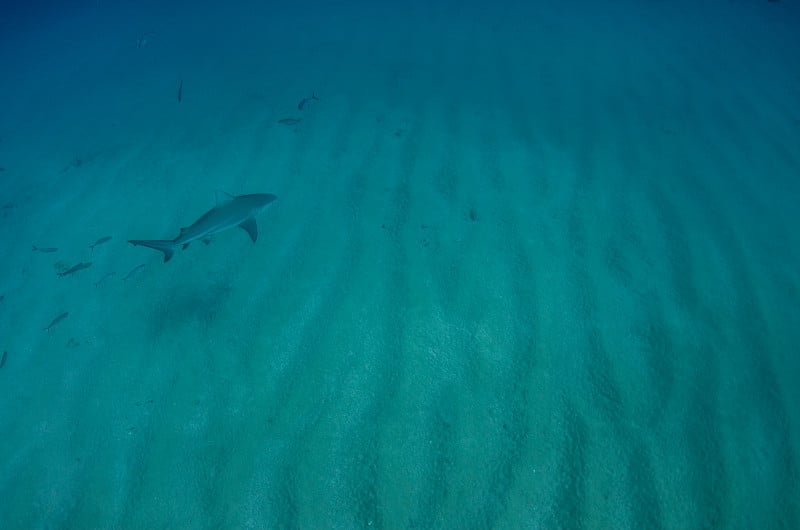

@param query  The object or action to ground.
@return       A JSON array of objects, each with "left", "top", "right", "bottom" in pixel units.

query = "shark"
[{"left": 129, "top": 192, "right": 277, "bottom": 262}]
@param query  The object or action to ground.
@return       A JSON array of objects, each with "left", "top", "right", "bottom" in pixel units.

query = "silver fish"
[
  {"left": 57, "top": 262, "right": 92, "bottom": 277},
  {"left": 122, "top": 264, "right": 146, "bottom": 281},
  {"left": 44, "top": 312, "right": 69, "bottom": 332},
  {"left": 298, "top": 92, "right": 318, "bottom": 110}
]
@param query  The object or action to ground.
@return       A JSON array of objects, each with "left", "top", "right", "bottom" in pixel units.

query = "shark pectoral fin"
[
  {"left": 182, "top": 243, "right": 191, "bottom": 250},
  {"left": 129, "top": 240, "right": 176, "bottom": 263},
  {"left": 239, "top": 217, "right": 258, "bottom": 242}
]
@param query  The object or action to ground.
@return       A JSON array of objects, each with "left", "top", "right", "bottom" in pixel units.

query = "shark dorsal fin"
[{"left": 215, "top": 191, "right": 235, "bottom": 207}]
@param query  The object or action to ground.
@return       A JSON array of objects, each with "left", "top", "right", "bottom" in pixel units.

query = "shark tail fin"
[{"left": 128, "top": 239, "right": 176, "bottom": 262}]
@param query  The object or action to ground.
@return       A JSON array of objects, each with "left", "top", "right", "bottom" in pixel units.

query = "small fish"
[
  {"left": 0, "top": 350, "right": 6, "bottom": 369},
  {"left": 0, "top": 295, "right": 4, "bottom": 302},
  {"left": 44, "top": 312, "right": 69, "bottom": 332},
  {"left": 278, "top": 118, "right": 302, "bottom": 125},
  {"left": 32, "top": 245, "right": 58, "bottom": 253},
  {"left": 298, "top": 92, "right": 318, "bottom": 110},
  {"left": 122, "top": 263, "right": 146, "bottom": 281},
  {"left": 136, "top": 31, "right": 155, "bottom": 49},
  {"left": 94, "top": 271, "right": 116, "bottom": 287},
  {"left": 57, "top": 262, "right": 92, "bottom": 277},
  {"left": 89, "top": 236, "right": 112, "bottom": 254},
  {"left": 177, "top": 80, "right": 183, "bottom": 103}
]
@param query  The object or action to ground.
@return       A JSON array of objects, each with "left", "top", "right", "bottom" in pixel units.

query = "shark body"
[{"left": 129, "top": 192, "right": 277, "bottom": 262}]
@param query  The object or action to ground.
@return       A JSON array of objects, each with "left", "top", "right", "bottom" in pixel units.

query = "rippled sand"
[{"left": 0, "top": 1, "right": 798, "bottom": 528}]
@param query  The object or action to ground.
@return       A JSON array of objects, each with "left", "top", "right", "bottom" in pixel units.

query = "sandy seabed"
[{"left": 0, "top": 1, "right": 798, "bottom": 528}]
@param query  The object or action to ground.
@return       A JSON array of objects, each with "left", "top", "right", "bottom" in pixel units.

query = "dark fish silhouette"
[
  {"left": 90, "top": 236, "right": 112, "bottom": 249},
  {"left": 129, "top": 192, "right": 277, "bottom": 262},
  {"left": 298, "top": 92, "right": 318, "bottom": 110},
  {"left": 44, "top": 312, "right": 69, "bottom": 332},
  {"left": 122, "top": 264, "right": 146, "bottom": 280},
  {"left": 278, "top": 118, "right": 302, "bottom": 125},
  {"left": 94, "top": 272, "right": 116, "bottom": 287},
  {"left": 32, "top": 246, "right": 58, "bottom": 253},
  {"left": 57, "top": 262, "right": 92, "bottom": 277},
  {"left": 89, "top": 236, "right": 112, "bottom": 254},
  {"left": 0, "top": 350, "right": 6, "bottom": 369}
]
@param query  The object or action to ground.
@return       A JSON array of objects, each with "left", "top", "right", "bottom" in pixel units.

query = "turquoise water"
[{"left": 1, "top": 0, "right": 798, "bottom": 527}]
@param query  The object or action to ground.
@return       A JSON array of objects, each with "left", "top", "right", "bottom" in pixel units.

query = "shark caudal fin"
[{"left": 128, "top": 239, "right": 177, "bottom": 262}]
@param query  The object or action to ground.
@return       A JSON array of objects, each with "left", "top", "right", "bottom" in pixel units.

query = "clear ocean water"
[{"left": 1, "top": 0, "right": 798, "bottom": 528}]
